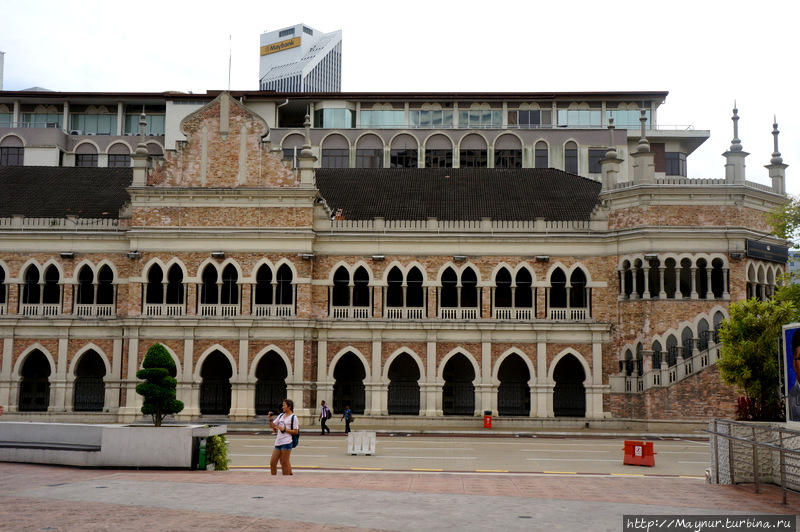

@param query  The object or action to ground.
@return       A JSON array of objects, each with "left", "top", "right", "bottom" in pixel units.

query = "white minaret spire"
[
  {"left": 631, "top": 108, "right": 655, "bottom": 184},
  {"left": 723, "top": 102, "right": 748, "bottom": 184},
  {"left": 766, "top": 116, "right": 788, "bottom": 194}
]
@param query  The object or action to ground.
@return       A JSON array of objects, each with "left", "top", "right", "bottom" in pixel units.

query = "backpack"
[
  {"left": 325, "top": 409, "right": 332, "bottom": 420},
  {"left": 290, "top": 414, "right": 300, "bottom": 448}
]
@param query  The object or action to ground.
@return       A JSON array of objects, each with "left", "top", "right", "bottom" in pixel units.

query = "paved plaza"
[{"left": 1, "top": 434, "right": 798, "bottom": 531}]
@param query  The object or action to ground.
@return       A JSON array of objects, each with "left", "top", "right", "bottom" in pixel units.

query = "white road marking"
[
  {"left": 379, "top": 455, "right": 477, "bottom": 460},
  {"left": 383, "top": 447, "right": 474, "bottom": 451},
  {"left": 655, "top": 451, "right": 707, "bottom": 454},
  {"left": 678, "top": 461, "right": 709, "bottom": 464},
  {"left": 243, "top": 445, "right": 340, "bottom": 449},
  {"left": 526, "top": 458, "right": 620, "bottom": 462},
  {"left": 230, "top": 453, "right": 329, "bottom": 458},
  {"left": 519, "top": 449, "right": 608, "bottom": 453}
]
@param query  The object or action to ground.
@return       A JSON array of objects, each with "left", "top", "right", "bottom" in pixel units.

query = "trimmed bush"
[
  {"left": 135, "top": 343, "right": 184, "bottom": 426},
  {"left": 206, "top": 434, "right": 229, "bottom": 470}
]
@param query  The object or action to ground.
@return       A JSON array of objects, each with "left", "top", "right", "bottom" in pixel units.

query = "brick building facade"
[{"left": 0, "top": 92, "right": 789, "bottom": 423}]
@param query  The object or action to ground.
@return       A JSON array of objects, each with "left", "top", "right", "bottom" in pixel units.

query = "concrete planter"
[{"left": 0, "top": 422, "right": 227, "bottom": 468}]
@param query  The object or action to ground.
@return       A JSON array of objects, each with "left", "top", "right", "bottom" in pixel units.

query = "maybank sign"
[{"left": 260, "top": 37, "right": 301, "bottom": 56}]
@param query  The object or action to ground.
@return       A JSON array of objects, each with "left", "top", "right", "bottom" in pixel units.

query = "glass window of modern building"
[
  {"left": 409, "top": 110, "right": 453, "bottom": 128},
  {"left": 588, "top": 149, "right": 605, "bottom": 173},
  {"left": 314, "top": 108, "right": 355, "bottom": 129},
  {"left": 70, "top": 114, "right": 117, "bottom": 135},
  {"left": 458, "top": 109, "right": 502, "bottom": 128},
  {"left": 665, "top": 152, "right": 687, "bottom": 176},
  {"left": 564, "top": 141, "right": 578, "bottom": 173},
  {"left": 124, "top": 114, "right": 165, "bottom": 136},
  {"left": 360, "top": 110, "right": 405, "bottom": 128}
]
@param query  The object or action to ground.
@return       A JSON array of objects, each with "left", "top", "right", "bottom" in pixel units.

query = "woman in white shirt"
[{"left": 268, "top": 398, "right": 299, "bottom": 475}]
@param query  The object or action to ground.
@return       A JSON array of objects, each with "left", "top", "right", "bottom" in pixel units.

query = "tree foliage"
[
  {"left": 718, "top": 294, "right": 797, "bottom": 420},
  {"left": 135, "top": 343, "right": 184, "bottom": 426},
  {"left": 767, "top": 196, "right": 800, "bottom": 245}
]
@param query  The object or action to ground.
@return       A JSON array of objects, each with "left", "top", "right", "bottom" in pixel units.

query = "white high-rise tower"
[{"left": 259, "top": 24, "right": 341, "bottom": 92}]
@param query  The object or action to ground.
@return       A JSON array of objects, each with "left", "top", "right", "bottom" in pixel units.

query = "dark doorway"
[
  {"left": 333, "top": 352, "right": 366, "bottom": 415},
  {"left": 200, "top": 351, "right": 233, "bottom": 415},
  {"left": 19, "top": 350, "right": 51, "bottom": 412},
  {"left": 442, "top": 354, "right": 475, "bottom": 415},
  {"left": 387, "top": 353, "right": 420, "bottom": 415},
  {"left": 255, "top": 351, "right": 288, "bottom": 415},
  {"left": 552, "top": 354, "right": 586, "bottom": 417},
  {"left": 73, "top": 350, "right": 106, "bottom": 412},
  {"left": 497, "top": 354, "right": 530, "bottom": 416}
]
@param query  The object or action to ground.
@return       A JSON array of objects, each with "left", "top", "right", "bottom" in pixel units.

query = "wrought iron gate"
[
  {"left": 333, "top": 381, "right": 365, "bottom": 414},
  {"left": 553, "top": 382, "right": 585, "bottom": 417},
  {"left": 200, "top": 379, "right": 232, "bottom": 415},
  {"left": 19, "top": 377, "right": 50, "bottom": 412},
  {"left": 442, "top": 382, "right": 474, "bottom": 415},
  {"left": 73, "top": 377, "right": 105, "bottom": 412},
  {"left": 388, "top": 381, "right": 420, "bottom": 415},
  {"left": 498, "top": 382, "right": 530, "bottom": 416},
  {"left": 255, "top": 380, "right": 286, "bottom": 415}
]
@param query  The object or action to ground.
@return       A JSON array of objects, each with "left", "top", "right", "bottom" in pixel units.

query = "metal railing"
[{"left": 707, "top": 419, "right": 800, "bottom": 504}]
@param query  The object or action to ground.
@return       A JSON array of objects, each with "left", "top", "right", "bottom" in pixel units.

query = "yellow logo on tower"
[{"left": 260, "top": 37, "right": 301, "bottom": 56}]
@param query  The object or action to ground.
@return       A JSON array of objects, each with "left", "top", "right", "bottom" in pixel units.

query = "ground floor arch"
[
  {"left": 333, "top": 351, "right": 367, "bottom": 415},
  {"left": 442, "top": 353, "right": 475, "bottom": 415},
  {"left": 552, "top": 354, "right": 586, "bottom": 417},
  {"left": 73, "top": 349, "right": 106, "bottom": 412},
  {"left": 497, "top": 354, "right": 530, "bottom": 416},
  {"left": 387, "top": 352, "right": 420, "bottom": 415},
  {"left": 19, "top": 350, "right": 51, "bottom": 412},
  {"left": 199, "top": 350, "right": 233, "bottom": 415},
  {"left": 254, "top": 350, "right": 287, "bottom": 415}
]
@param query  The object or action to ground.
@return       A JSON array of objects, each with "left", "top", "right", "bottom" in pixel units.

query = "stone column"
[
  {"left": 658, "top": 267, "right": 667, "bottom": 299},
  {"left": 723, "top": 269, "right": 730, "bottom": 299},
  {"left": 316, "top": 333, "right": 333, "bottom": 410},
  {"left": 630, "top": 269, "right": 638, "bottom": 300},
  {"left": 106, "top": 337, "right": 122, "bottom": 413},
  {"left": 0, "top": 337, "right": 13, "bottom": 411},
  {"left": 180, "top": 336, "right": 197, "bottom": 417},
  {"left": 618, "top": 270, "right": 625, "bottom": 299},
  {"left": 290, "top": 337, "right": 307, "bottom": 415},
  {"left": 368, "top": 337, "right": 384, "bottom": 415},
  {"left": 119, "top": 334, "right": 140, "bottom": 421},
  {"left": 479, "top": 338, "right": 493, "bottom": 416},
  {"left": 186, "top": 283, "right": 197, "bottom": 316},
  {"left": 229, "top": 333, "right": 251, "bottom": 420},
  {"left": 423, "top": 337, "right": 440, "bottom": 416},
  {"left": 642, "top": 265, "right": 651, "bottom": 299},
  {"left": 690, "top": 267, "right": 698, "bottom": 299},
  {"left": 705, "top": 269, "right": 714, "bottom": 299},
  {"left": 241, "top": 283, "right": 252, "bottom": 316},
  {"left": 535, "top": 341, "right": 549, "bottom": 417},
  {"left": 51, "top": 337, "right": 69, "bottom": 412}
]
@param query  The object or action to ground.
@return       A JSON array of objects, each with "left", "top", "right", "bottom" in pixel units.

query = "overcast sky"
[{"left": 2, "top": 0, "right": 797, "bottom": 192}]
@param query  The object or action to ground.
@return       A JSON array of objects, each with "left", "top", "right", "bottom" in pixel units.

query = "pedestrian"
[
  {"left": 0, "top": 405, "right": 4, "bottom": 416},
  {"left": 268, "top": 398, "right": 299, "bottom": 476},
  {"left": 341, "top": 404, "right": 352, "bottom": 434},
  {"left": 319, "top": 400, "right": 331, "bottom": 435}
]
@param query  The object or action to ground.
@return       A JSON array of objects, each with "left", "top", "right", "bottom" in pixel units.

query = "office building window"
[
  {"left": 303, "top": 26, "right": 313, "bottom": 35},
  {"left": 0, "top": 147, "right": 23, "bottom": 166},
  {"left": 390, "top": 149, "right": 418, "bottom": 168},
  {"left": 665, "top": 152, "right": 687, "bottom": 176},
  {"left": 279, "top": 28, "right": 295, "bottom": 37},
  {"left": 360, "top": 110, "right": 405, "bottom": 128},
  {"left": 108, "top": 154, "right": 131, "bottom": 167},
  {"left": 507, "top": 109, "right": 552, "bottom": 128},
  {"left": 21, "top": 113, "right": 62, "bottom": 129},
  {"left": 314, "top": 108, "right": 355, "bottom": 128},
  {"left": 322, "top": 149, "right": 349, "bottom": 168},
  {"left": 495, "top": 149, "right": 522, "bottom": 169},
  {"left": 76, "top": 154, "right": 98, "bottom": 167},
  {"left": 425, "top": 149, "right": 452, "bottom": 168},
  {"left": 607, "top": 109, "right": 650, "bottom": 129},
  {"left": 557, "top": 109, "right": 602, "bottom": 127},
  {"left": 356, "top": 149, "right": 383, "bottom": 168},
  {"left": 0, "top": 113, "right": 12, "bottom": 127},
  {"left": 588, "top": 149, "right": 605, "bottom": 173},
  {"left": 409, "top": 110, "right": 454, "bottom": 128},
  {"left": 564, "top": 142, "right": 578, "bottom": 174},
  {"left": 124, "top": 114, "right": 165, "bottom": 136},
  {"left": 458, "top": 110, "right": 502, "bottom": 128},
  {"left": 535, "top": 141, "right": 549, "bottom": 168},
  {"left": 70, "top": 114, "right": 117, "bottom": 135}
]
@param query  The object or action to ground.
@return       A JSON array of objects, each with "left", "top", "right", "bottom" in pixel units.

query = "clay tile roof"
[
  {"left": 0, "top": 166, "right": 132, "bottom": 218},
  {"left": 315, "top": 168, "right": 602, "bottom": 221}
]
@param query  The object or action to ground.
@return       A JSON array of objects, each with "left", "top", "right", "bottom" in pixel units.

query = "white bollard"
[{"left": 347, "top": 431, "right": 376, "bottom": 455}]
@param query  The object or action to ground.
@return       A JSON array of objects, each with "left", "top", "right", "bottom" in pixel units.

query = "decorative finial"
[
  {"left": 135, "top": 106, "right": 149, "bottom": 155},
  {"left": 605, "top": 117, "right": 617, "bottom": 159},
  {"left": 636, "top": 109, "right": 650, "bottom": 153},
  {"left": 770, "top": 117, "right": 783, "bottom": 165},
  {"left": 300, "top": 112, "right": 313, "bottom": 158},
  {"left": 730, "top": 103, "right": 742, "bottom": 152}
]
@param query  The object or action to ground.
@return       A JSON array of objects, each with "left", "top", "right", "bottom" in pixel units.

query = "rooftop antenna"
[{"left": 227, "top": 34, "right": 232, "bottom": 91}]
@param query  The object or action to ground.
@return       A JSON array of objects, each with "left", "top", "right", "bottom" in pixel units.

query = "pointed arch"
[
  {"left": 382, "top": 347, "right": 426, "bottom": 381},
  {"left": 193, "top": 344, "right": 235, "bottom": 381},
  {"left": 249, "top": 345, "right": 294, "bottom": 380},
  {"left": 492, "top": 347, "right": 535, "bottom": 384},
  {"left": 327, "top": 346, "right": 370, "bottom": 381},
  {"left": 68, "top": 342, "right": 112, "bottom": 377},
  {"left": 14, "top": 343, "right": 57, "bottom": 378},
  {"left": 547, "top": 348, "right": 591, "bottom": 385},
  {"left": 436, "top": 347, "right": 480, "bottom": 383}
]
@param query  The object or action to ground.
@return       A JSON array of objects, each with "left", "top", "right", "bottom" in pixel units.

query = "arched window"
[
  {"left": 386, "top": 267, "right": 404, "bottom": 308},
  {"left": 664, "top": 258, "right": 678, "bottom": 298},
  {"left": 570, "top": 268, "right": 588, "bottom": 309},
  {"left": 515, "top": 269, "right": 533, "bottom": 309},
  {"left": 76, "top": 266, "right": 94, "bottom": 305},
  {"left": 165, "top": 265, "right": 184, "bottom": 305},
  {"left": 73, "top": 350, "right": 106, "bottom": 412},
  {"left": 390, "top": 133, "right": 418, "bottom": 168},
  {"left": 564, "top": 141, "right": 578, "bottom": 173},
  {"left": 652, "top": 340, "right": 663, "bottom": 368},
  {"left": 494, "top": 134, "right": 522, "bottom": 169},
  {"left": 220, "top": 264, "right": 238, "bottom": 305},
  {"left": 622, "top": 261, "right": 633, "bottom": 298},
  {"left": 146, "top": 265, "right": 164, "bottom": 304},
  {"left": 535, "top": 140, "right": 548, "bottom": 168},
  {"left": 635, "top": 343, "right": 643, "bottom": 376},
  {"left": 96, "top": 265, "right": 114, "bottom": 305},
  {"left": 355, "top": 134, "right": 383, "bottom": 168},
  {"left": 713, "top": 311, "right": 725, "bottom": 343},
  {"left": 679, "top": 258, "right": 692, "bottom": 298},
  {"left": 548, "top": 268, "right": 567, "bottom": 318},
  {"left": 19, "top": 350, "right": 51, "bottom": 411},
  {"left": 321, "top": 134, "right": 349, "bottom": 168},
  {"left": 255, "top": 264, "right": 273, "bottom": 305},
  {"left": 425, "top": 134, "right": 452, "bottom": 168},
  {"left": 0, "top": 135, "right": 24, "bottom": 166},
  {"left": 634, "top": 260, "right": 645, "bottom": 299},
  {"left": 275, "top": 264, "right": 293, "bottom": 305},
  {"left": 331, "top": 266, "right": 350, "bottom": 307},
  {"left": 666, "top": 335, "right": 678, "bottom": 367},
  {"left": 697, "top": 319, "right": 710, "bottom": 351},
  {"left": 22, "top": 266, "right": 40, "bottom": 305},
  {"left": 711, "top": 258, "right": 725, "bottom": 299},
  {"left": 439, "top": 267, "right": 479, "bottom": 319},
  {"left": 407, "top": 267, "right": 424, "bottom": 308},
  {"left": 681, "top": 327, "right": 694, "bottom": 359},
  {"left": 494, "top": 268, "right": 512, "bottom": 308},
  {"left": 352, "top": 266, "right": 370, "bottom": 309},
  {"left": 330, "top": 266, "right": 371, "bottom": 318},
  {"left": 43, "top": 266, "right": 60, "bottom": 305},
  {"left": 623, "top": 349, "right": 634, "bottom": 376},
  {"left": 200, "top": 265, "right": 218, "bottom": 305},
  {"left": 459, "top": 134, "right": 487, "bottom": 168},
  {"left": 696, "top": 258, "right": 709, "bottom": 299}
]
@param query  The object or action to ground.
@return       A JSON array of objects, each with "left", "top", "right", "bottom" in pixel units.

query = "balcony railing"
[
  {"left": 144, "top": 303, "right": 185, "bottom": 317},
  {"left": 20, "top": 303, "right": 60, "bottom": 316},
  {"left": 439, "top": 307, "right": 479, "bottom": 320},
  {"left": 384, "top": 307, "right": 425, "bottom": 320},
  {"left": 75, "top": 304, "right": 114, "bottom": 317},
  {"left": 493, "top": 307, "right": 533, "bottom": 320},
  {"left": 252, "top": 304, "right": 294, "bottom": 317},
  {"left": 331, "top": 306, "right": 371, "bottom": 319},
  {"left": 198, "top": 304, "right": 239, "bottom": 317},
  {"left": 547, "top": 307, "right": 589, "bottom": 320}
]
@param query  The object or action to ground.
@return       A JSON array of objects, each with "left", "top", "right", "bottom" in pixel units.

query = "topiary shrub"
[
  {"left": 135, "top": 343, "right": 184, "bottom": 427},
  {"left": 206, "top": 434, "right": 229, "bottom": 470}
]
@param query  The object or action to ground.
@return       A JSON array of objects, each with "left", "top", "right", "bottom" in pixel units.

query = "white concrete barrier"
[{"left": 347, "top": 431, "right": 376, "bottom": 455}]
